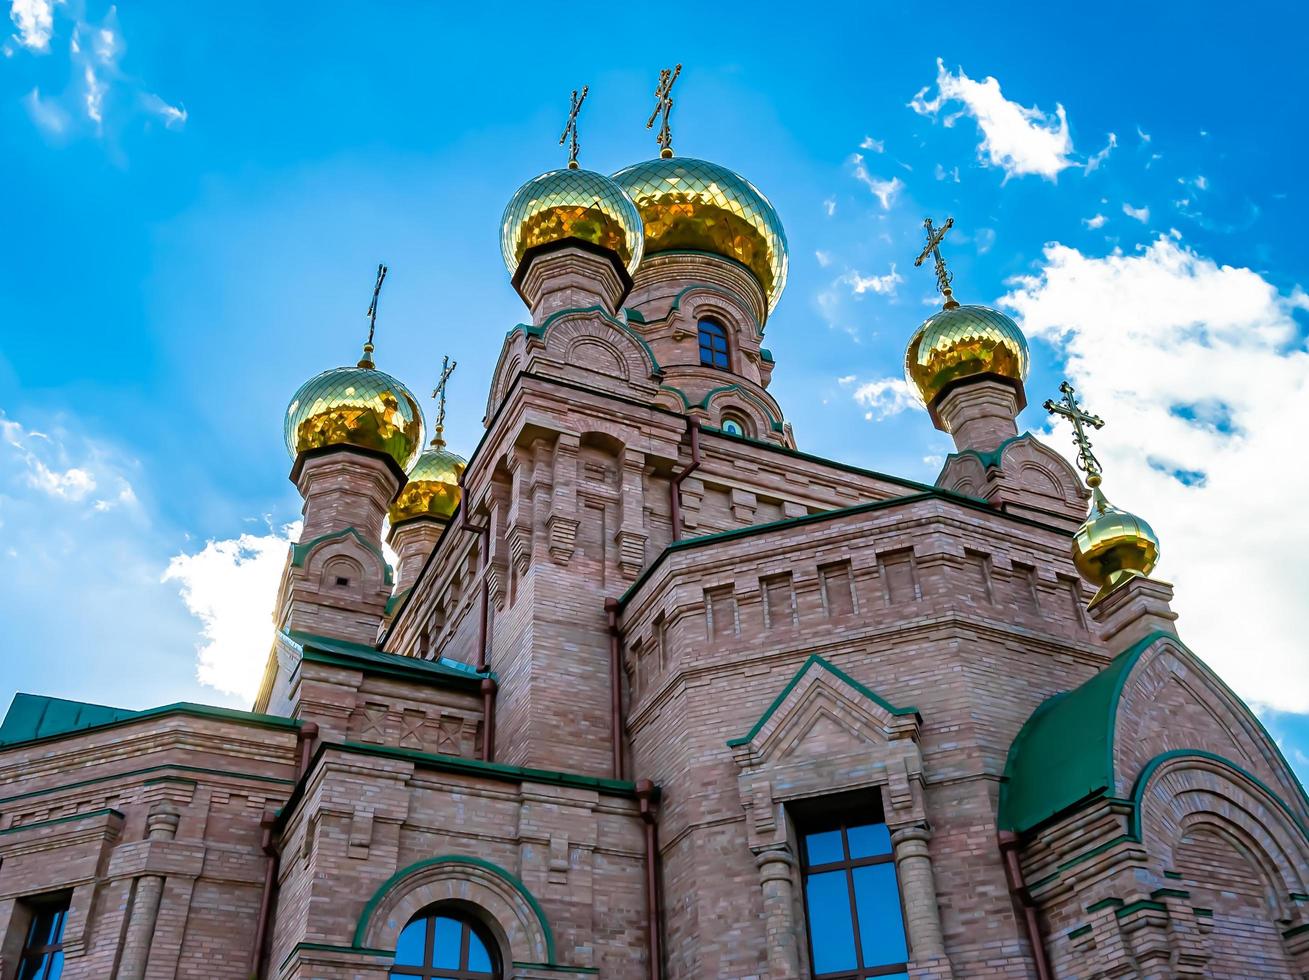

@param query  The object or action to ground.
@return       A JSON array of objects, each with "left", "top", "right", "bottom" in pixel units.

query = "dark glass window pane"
[
  {"left": 394, "top": 919, "right": 426, "bottom": 965},
  {"left": 804, "top": 829, "right": 844, "bottom": 865},
  {"left": 852, "top": 863, "right": 908, "bottom": 967},
  {"left": 805, "top": 870, "right": 857, "bottom": 973},
  {"left": 17, "top": 958, "right": 44, "bottom": 980},
  {"left": 467, "top": 928, "right": 494, "bottom": 971},
  {"left": 431, "top": 917, "right": 464, "bottom": 969},
  {"left": 44, "top": 952, "right": 64, "bottom": 980},
  {"left": 846, "top": 822, "right": 892, "bottom": 859}
]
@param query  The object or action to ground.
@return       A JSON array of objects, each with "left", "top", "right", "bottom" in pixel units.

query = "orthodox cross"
[
  {"left": 914, "top": 217, "right": 959, "bottom": 310},
  {"left": 431, "top": 355, "right": 457, "bottom": 447},
  {"left": 646, "top": 64, "right": 682, "bottom": 158},
  {"left": 360, "top": 262, "right": 388, "bottom": 367},
  {"left": 1044, "top": 381, "right": 1105, "bottom": 483},
  {"left": 559, "top": 85, "right": 589, "bottom": 169}
]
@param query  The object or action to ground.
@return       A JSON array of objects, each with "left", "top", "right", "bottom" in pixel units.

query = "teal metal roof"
[{"left": 286, "top": 630, "right": 487, "bottom": 688}]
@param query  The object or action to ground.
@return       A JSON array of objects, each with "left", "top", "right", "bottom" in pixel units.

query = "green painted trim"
[
  {"left": 1193, "top": 907, "right": 1214, "bottom": 917},
  {"left": 1066, "top": 924, "right": 1092, "bottom": 940},
  {"left": 353, "top": 854, "right": 556, "bottom": 963},
  {"left": 760, "top": 347, "right": 774, "bottom": 364},
  {"left": 727, "top": 653, "right": 918, "bottom": 748},
  {"left": 330, "top": 741, "right": 644, "bottom": 799},
  {"left": 1164, "top": 870, "right": 1183, "bottom": 880},
  {"left": 0, "top": 697, "right": 300, "bottom": 752},
  {"left": 512, "top": 964, "right": 600, "bottom": 975},
  {"left": 143, "top": 775, "right": 198, "bottom": 787},
  {"left": 944, "top": 432, "right": 1034, "bottom": 472},
  {"left": 507, "top": 305, "right": 662, "bottom": 375},
  {"left": 619, "top": 488, "right": 1059, "bottom": 609},
  {"left": 628, "top": 280, "right": 765, "bottom": 337},
  {"left": 695, "top": 383, "right": 785, "bottom": 432},
  {"left": 1054, "top": 833, "right": 1133, "bottom": 876},
  {"left": 0, "top": 763, "right": 293, "bottom": 806},
  {"left": 1116, "top": 899, "right": 1166, "bottom": 918},
  {"left": 278, "top": 942, "right": 392, "bottom": 972},
  {"left": 291, "top": 526, "right": 394, "bottom": 586},
  {"left": 1283, "top": 922, "right": 1309, "bottom": 939},
  {"left": 623, "top": 306, "right": 646, "bottom": 324},
  {"left": 0, "top": 807, "right": 123, "bottom": 836},
  {"left": 659, "top": 384, "right": 691, "bottom": 410},
  {"left": 1151, "top": 887, "right": 1190, "bottom": 900},
  {"left": 1126, "top": 749, "right": 1309, "bottom": 843},
  {"left": 286, "top": 630, "right": 488, "bottom": 690},
  {"left": 1085, "top": 898, "right": 1124, "bottom": 913},
  {"left": 1291, "top": 892, "right": 1309, "bottom": 902}
]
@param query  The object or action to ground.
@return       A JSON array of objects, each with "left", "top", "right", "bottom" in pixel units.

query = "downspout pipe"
[
  {"left": 636, "top": 779, "right": 663, "bottom": 980},
  {"left": 604, "top": 598, "right": 623, "bottom": 780},
  {"left": 457, "top": 470, "right": 491, "bottom": 672},
  {"left": 998, "top": 831, "right": 1053, "bottom": 980},
  {"left": 480, "top": 677, "right": 497, "bottom": 762},
  {"left": 669, "top": 417, "right": 701, "bottom": 543}
]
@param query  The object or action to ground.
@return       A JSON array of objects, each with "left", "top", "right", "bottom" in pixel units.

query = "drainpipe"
[
  {"left": 480, "top": 677, "right": 497, "bottom": 762},
  {"left": 458, "top": 471, "right": 491, "bottom": 673},
  {"left": 998, "top": 831, "right": 1053, "bottom": 980},
  {"left": 669, "top": 417, "right": 701, "bottom": 543},
  {"left": 250, "top": 812, "right": 280, "bottom": 979},
  {"left": 636, "top": 779, "right": 663, "bottom": 980},
  {"left": 295, "top": 721, "right": 318, "bottom": 778},
  {"left": 604, "top": 598, "right": 624, "bottom": 780}
]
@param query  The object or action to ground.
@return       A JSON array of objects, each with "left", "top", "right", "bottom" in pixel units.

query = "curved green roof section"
[{"left": 999, "top": 630, "right": 1309, "bottom": 836}]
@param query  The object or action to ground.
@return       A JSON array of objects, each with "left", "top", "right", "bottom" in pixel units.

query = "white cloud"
[
  {"left": 909, "top": 57, "right": 1074, "bottom": 181},
  {"left": 23, "top": 85, "right": 69, "bottom": 133},
  {"left": 1, "top": 413, "right": 135, "bottom": 508},
  {"left": 1002, "top": 236, "right": 1309, "bottom": 712},
  {"left": 163, "top": 522, "right": 299, "bottom": 700},
  {"left": 823, "top": 198, "right": 836, "bottom": 217},
  {"left": 9, "top": 0, "right": 56, "bottom": 51},
  {"left": 1137, "top": 125, "right": 1152, "bottom": 143},
  {"left": 839, "top": 264, "right": 903, "bottom": 296},
  {"left": 840, "top": 376, "right": 917, "bottom": 421},
  {"left": 1122, "top": 202, "right": 1150, "bottom": 223},
  {"left": 1083, "top": 213, "right": 1107, "bottom": 229},
  {"left": 1084, "top": 132, "right": 1117, "bottom": 174},
  {"left": 851, "top": 153, "right": 904, "bottom": 209},
  {"left": 859, "top": 135, "right": 884, "bottom": 152},
  {"left": 141, "top": 92, "right": 186, "bottom": 128},
  {"left": 815, "top": 250, "right": 832, "bottom": 268},
  {"left": 934, "top": 163, "right": 960, "bottom": 183},
  {"left": 82, "top": 61, "right": 104, "bottom": 126}
]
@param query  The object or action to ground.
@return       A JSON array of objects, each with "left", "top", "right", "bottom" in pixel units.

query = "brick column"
[
  {"left": 932, "top": 379, "right": 1020, "bottom": 453},
  {"left": 891, "top": 825, "right": 947, "bottom": 962},
  {"left": 755, "top": 847, "right": 801, "bottom": 979},
  {"left": 118, "top": 803, "right": 180, "bottom": 980}
]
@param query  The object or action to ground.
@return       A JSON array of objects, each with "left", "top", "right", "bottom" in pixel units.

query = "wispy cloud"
[
  {"left": 140, "top": 91, "right": 186, "bottom": 128},
  {"left": 8, "top": 0, "right": 56, "bottom": 51},
  {"left": 839, "top": 376, "right": 918, "bottom": 421},
  {"left": 851, "top": 153, "right": 904, "bottom": 209},
  {"left": 1122, "top": 202, "right": 1150, "bottom": 223},
  {"left": 1083, "top": 213, "right": 1107, "bottom": 229},
  {"left": 23, "top": 85, "right": 69, "bottom": 134},
  {"left": 839, "top": 264, "right": 903, "bottom": 296},
  {"left": 934, "top": 163, "right": 960, "bottom": 183},
  {"left": 1003, "top": 236, "right": 1309, "bottom": 712},
  {"left": 909, "top": 57, "right": 1074, "bottom": 181},
  {"left": 1084, "top": 132, "right": 1117, "bottom": 174},
  {"left": 859, "top": 135, "right": 884, "bottom": 152}
]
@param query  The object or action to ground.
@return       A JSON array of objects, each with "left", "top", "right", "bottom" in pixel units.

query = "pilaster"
[{"left": 931, "top": 379, "right": 1021, "bottom": 453}]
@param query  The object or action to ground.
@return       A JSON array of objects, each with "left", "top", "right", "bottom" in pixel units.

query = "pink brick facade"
[{"left": 2, "top": 226, "right": 1307, "bottom": 980}]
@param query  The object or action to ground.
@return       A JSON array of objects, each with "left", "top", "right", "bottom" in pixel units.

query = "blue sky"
[{"left": 1, "top": 2, "right": 1306, "bottom": 782}]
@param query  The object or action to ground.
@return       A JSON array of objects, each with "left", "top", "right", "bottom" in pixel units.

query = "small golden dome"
[
  {"left": 285, "top": 358, "right": 424, "bottom": 471},
  {"left": 1073, "top": 481, "right": 1161, "bottom": 606},
  {"left": 389, "top": 440, "right": 466, "bottom": 525},
  {"left": 501, "top": 167, "right": 644, "bottom": 277},
  {"left": 611, "top": 156, "right": 789, "bottom": 314},
  {"left": 905, "top": 304, "right": 1030, "bottom": 407}
]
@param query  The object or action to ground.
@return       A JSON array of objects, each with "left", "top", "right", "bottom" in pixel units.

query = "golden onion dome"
[
  {"left": 905, "top": 304, "right": 1030, "bottom": 407},
  {"left": 389, "top": 438, "right": 466, "bottom": 525},
  {"left": 284, "top": 349, "right": 425, "bottom": 471},
  {"left": 1073, "top": 479, "right": 1161, "bottom": 606},
  {"left": 611, "top": 156, "right": 789, "bottom": 314},
  {"left": 500, "top": 167, "right": 644, "bottom": 278}
]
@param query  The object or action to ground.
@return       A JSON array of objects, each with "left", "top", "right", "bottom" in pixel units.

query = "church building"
[{"left": 2, "top": 73, "right": 1307, "bottom": 980}]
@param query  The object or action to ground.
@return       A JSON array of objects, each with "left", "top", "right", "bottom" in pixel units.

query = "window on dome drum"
[
  {"left": 798, "top": 800, "right": 909, "bottom": 980},
  {"left": 698, "top": 319, "right": 730, "bottom": 370},
  {"left": 721, "top": 416, "right": 745, "bottom": 437},
  {"left": 16, "top": 893, "right": 70, "bottom": 980},
  {"left": 390, "top": 909, "right": 500, "bottom": 979}
]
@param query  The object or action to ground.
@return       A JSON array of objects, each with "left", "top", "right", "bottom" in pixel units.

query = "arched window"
[
  {"left": 391, "top": 909, "right": 500, "bottom": 979},
  {"left": 721, "top": 416, "right": 746, "bottom": 437},
  {"left": 698, "top": 319, "right": 730, "bottom": 370}
]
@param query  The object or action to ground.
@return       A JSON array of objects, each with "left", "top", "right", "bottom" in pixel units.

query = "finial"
[
  {"left": 560, "top": 85, "right": 589, "bottom": 170},
  {"left": 1044, "top": 380, "right": 1107, "bottom": 499},
  {"left": 646, "top": 64, "right": 682, "bottom": 158},
  {"left": 431, "top": 355, "right": 457, "bottom": 449},
  {"left": 913, "top": 217, "right": 960, "bottom": 310},
  {"left": 360, "top": 262, "right": 387, "bottom": 368}
]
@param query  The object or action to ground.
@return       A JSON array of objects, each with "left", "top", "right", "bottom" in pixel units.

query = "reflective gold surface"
[
  {"left": 612, "top": 156, "right": 789, "bottom": 314},
  {"left": 501, "top": 168, "right": 644, "bottom": 276},
  {"left": 285, "top": 365, "right": 424, "bottom": 471},
  {"left": 1073, "top": 486, "right": 1161, "bottom": 606},
  {"left": 905, "top": 304, "right": 1030, "bottom": 405},
  {"left": 389, "top": 444, "right": 466, "bottom": 524}
]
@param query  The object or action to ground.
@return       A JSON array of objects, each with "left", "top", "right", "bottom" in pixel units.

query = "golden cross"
[
  {"left": 359, "top": 262, "right": 387, "bottom": 367},
  {"left": 559, "top": 85, "right": 589, "bottom": 170},
  {"left": 1044, "top": 381, "right": 1106, "bottom": 483},
  {"left": 431, "top": 355, "right": 457, "bottom": 447},
  {"left": 646, "top": 64, "right": 682, "bottom": 159},
  {"left": 914, "top": 217, "right": 959, "bottom": 310}
]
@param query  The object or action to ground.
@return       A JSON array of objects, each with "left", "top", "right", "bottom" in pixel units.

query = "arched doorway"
[{"left": 390, "top": 907, "right": 501, "bottom": 979}]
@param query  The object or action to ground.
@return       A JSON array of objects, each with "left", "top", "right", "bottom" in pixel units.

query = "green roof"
[
  {"left": 0, "top": 693, "right": 299, "bottom": 749},
  {"left": 286, "top": 630, "right": 488, "bottom": 690},
  {"left": 290, "top": 527, "right": 394, "bottom": 586}
]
